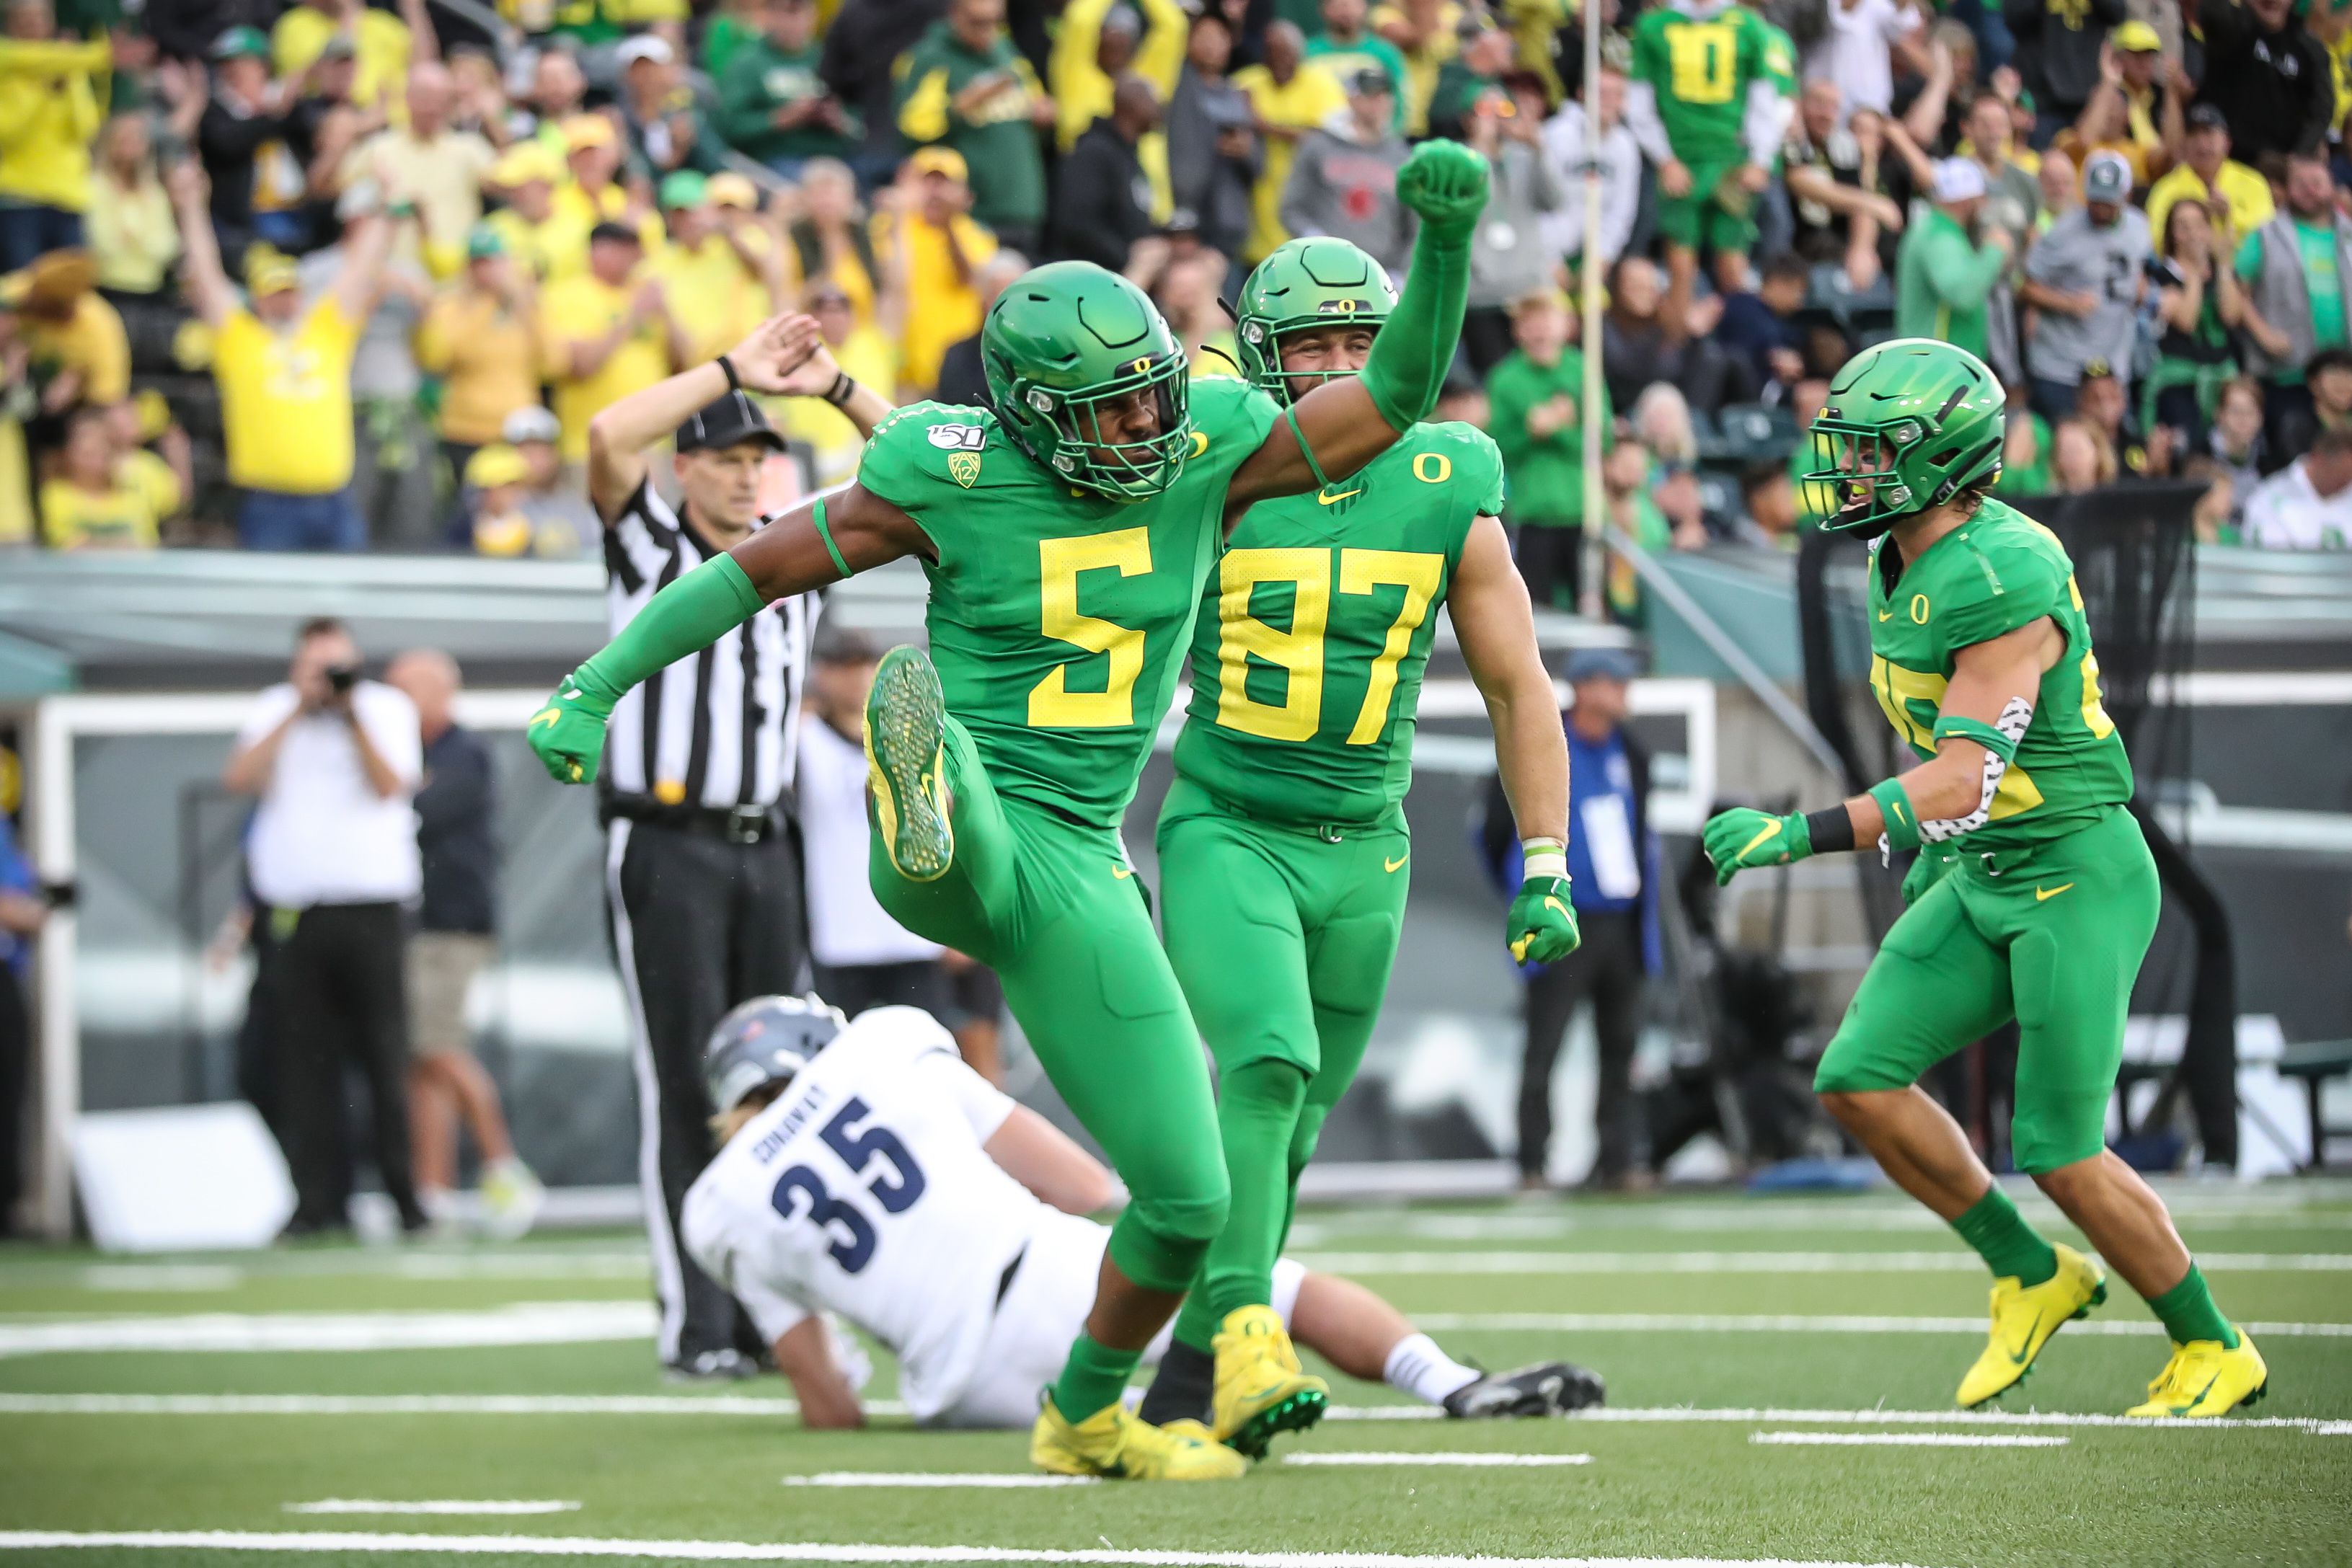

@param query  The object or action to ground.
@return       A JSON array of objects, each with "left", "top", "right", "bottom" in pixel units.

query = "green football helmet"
[
  {"left": 1804, "top": 338, "right": 2007, "bottom": 536},
  {"left": 1235, "top": 236, "right": 1399, "bottom": 402},
  {"left": 981, "top": 260, "right": 1194, "bottom": 500}
]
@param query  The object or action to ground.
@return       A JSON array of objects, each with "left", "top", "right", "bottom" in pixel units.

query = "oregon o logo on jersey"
[
  {"left": 1910, "top": 594, "right": 1931, "bottom": 624},
  {"left": 1412, "top": 453, "right": 1451, "bottom": 484}
]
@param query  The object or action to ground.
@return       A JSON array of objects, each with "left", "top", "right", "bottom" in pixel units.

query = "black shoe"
[
  {"left": 1443, "top": 1360, "right": 1606, "bottom": 1418},
  {"left": 275, "top": 1215, "right": 349, "bottom": 1244},
  {"left": 664, "top": 1348, "right": 759, "bottom": 1383}
]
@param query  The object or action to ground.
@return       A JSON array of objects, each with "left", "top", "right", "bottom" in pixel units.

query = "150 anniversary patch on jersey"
[{"left": 927, "top": 424, "right": 986, "bottom": 451}]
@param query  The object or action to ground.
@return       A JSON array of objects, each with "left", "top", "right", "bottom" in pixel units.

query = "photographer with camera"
[{"left": 225, "top": 618, "right": 427, "bottom": 1239}]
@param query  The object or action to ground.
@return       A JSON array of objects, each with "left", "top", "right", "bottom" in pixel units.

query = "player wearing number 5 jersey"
[
  {"left": 1702, "top": 340, "right": 2265, "bottom": 1422},
  {"left": 1132, "top": 238, "right": 1583, "bottom": 1458},
  {"left": 685, "top": 996, "right": 1604, "bottom": 1431},
  {"left": 526, "top": 138, "right": 1495, "bottom": 1481}
]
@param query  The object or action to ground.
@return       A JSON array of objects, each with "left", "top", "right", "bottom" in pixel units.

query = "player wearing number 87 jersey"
[
  {"left": 526, "top": 138, "right": 1498, "bottom": 1480},
  {"left": 1133, "top": 237, "right": 1580, "bottom": 1458},
  {"left": 1701, "top": 339, "right": 2264, "bottom": 1423}
]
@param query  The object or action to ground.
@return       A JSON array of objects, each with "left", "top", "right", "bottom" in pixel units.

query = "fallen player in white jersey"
[{"left": 682, "top": 996, "right": 1605, "bottom": 1430}]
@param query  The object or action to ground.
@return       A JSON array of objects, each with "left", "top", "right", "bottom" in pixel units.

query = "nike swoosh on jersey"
[
  {"left": 1384, "top": 854, "right": 1408, "bottom": 872},
  {"left": 1317, "top": 487, "right": 1363, "bottom": 506},
  {"left": 1737, "top": 819, "right": 1783, "bottom": 861},
  {"left": 1877, "top": 610, "right": 1893, "bottom": 621},
  {"left": 2035, "top": 882, "right": 2074, "bottom": 901},
  {"left": 1111, "top": 864, "right": 1133, "bottom": 880}
]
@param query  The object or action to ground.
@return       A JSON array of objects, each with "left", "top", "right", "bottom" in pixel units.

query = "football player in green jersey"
[
  {"left": 1702, "top": 340, "right": 2266, "bottom": 1421},
  {"left": 525, "top": 139, "right": 1494, "bottom": 1480},
  {"left": 1131, "top": 236, "right": 1592, "bottom": 1458},
  {"left": 1624, "top": 1, "right": 1785, "bottom": 324}
]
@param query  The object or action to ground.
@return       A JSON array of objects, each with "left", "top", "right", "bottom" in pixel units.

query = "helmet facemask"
[
  {"left": 1807, "top": 415, "right": 1922, "bottom": 538},
  {"left": 1037, "top": 355, "right": 1193, "bottom": 499},
  {"left": 1256, "top": 320, "right": 1381, "bottom": 405}
]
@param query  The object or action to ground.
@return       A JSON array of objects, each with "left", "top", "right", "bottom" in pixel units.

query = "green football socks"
[
  {"left": 1203, "top": 1059, "right": 1310, "bottom": 1321},
  {"left": 1951, "top": 1186, "right": 2059, "bottom": 1287},
  {"left": 1050, "top": 1333, "right": 1142, "bottom": 1425},
  {"left": 2148, "top": 1265, "right": 2239, "bottom": 1348}
]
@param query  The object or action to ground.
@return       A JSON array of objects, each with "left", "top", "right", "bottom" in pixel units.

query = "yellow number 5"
[{"left": 1030, "top": 528, "right": 1151, "bottom": 728}]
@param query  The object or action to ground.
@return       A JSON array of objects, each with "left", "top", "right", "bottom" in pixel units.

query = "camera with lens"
[{"left": 325, "top": 663, "right": 363, "bottom": 695}]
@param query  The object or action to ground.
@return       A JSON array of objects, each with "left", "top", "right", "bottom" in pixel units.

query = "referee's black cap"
[{"left": 676, "top": 389, "right": 787, "bottom": 454}]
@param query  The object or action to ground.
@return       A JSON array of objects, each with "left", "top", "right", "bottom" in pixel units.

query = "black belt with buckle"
[{"left": 600, "top": 794, "right": 785, "bottom": 844}]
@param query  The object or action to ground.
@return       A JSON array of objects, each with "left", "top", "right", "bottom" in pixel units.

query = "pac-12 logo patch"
[
  {"left": 927, "top": 423, "right": 986, "bottom": 451},
  {"left": 948, "top": 452, "right": 982, "bottom": 487}
]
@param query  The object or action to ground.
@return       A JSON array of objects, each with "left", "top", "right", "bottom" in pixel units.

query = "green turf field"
[{"left": 1, "top": 1183, "right": 2348, "bottom": 1567}]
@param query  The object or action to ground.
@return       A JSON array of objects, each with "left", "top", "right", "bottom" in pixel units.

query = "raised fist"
[{"left": 1396, "top": 138, "right": 1490, "bottom": 241}]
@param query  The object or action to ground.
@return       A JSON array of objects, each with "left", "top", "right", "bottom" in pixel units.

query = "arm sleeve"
[
  {"left": 572, "top": 554, "right": 768, "bottom": 705},
  {"left": 1741, "top": 78, "right": 1784, "bottom": 169},
  {"left": 1356, "top": 190, "right": 1477, "bottom": 431},
  {"left": 1922, "top": 229, "right": 2010, "bottom": 310},
  {"left": 1621, "top": 80, "right": 1677, "bottom": 168}
]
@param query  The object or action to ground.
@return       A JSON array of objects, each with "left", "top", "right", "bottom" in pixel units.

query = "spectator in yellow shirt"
[
  {"left": 0, "top": 0, "right": 107, "bottom": 270},
  {"left": 4, "top": 246, "right": 126, "bottom": 425},
  {"left": 346, "top": 62, "right": 497, "bottom": 279},
  {"left": 772, "top": 278, "right": 896, "bottom": 484},
  {"left": 84, "top": 113, "right": 180, "bottom": 296},
  {"left": 539, "top": 221, "right": 684, "bottom": 464},
  {"left": 649, "top": 170, "right": 778, "bottom": 366},
  {"left": 872, "top": 147, "right": 994, "bottom": 397},
  {"left": 38, "top": 403, "right": 180, "bottom": 549},
  {"left": 1231, "top": 23, "right": 1348, "bottom": 262},
  {"left": 482, "top": 141, "right": 588, "bottom": 280},
  {"left": 1050, "top": 0, "right": 1185, "bottom": 215},
  {"left": 416, "top": 223, "right": 541, "bottom": 491},
  {"left": 273, "top": 0, "right": 433, "bottom": 125},
  {"left": 1370, "top": 0, "right": 1460, "bottom": 137},
  {"left": 170, "top": 159, "right": 397, "bottom": 549},
  {"left": 555, "top": 112, "right": 660, "bottom": 252},
  {"left": 2146, "top": 105, "right": 2276, "bottom": 256}
]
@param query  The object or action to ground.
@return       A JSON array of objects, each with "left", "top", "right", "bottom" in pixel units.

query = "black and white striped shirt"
[{"left": 603, "top": 482, "right": 818, "bottom": 811}]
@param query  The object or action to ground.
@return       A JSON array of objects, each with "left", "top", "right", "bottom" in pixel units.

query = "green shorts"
[
  {"left": 1814, "top": 806, "right": 2160, "bottom": 1174},
  {"left": 1653, "top": 158, "right": 1759, "bottom": 257},
  {"left": 870, "top": 717, "right": 1228, "bottom": 1293},
  {"left": 1156, "top": 775, "right": 1409, "bottom": 1093}
]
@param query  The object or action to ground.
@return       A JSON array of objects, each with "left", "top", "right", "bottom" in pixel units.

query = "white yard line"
[
  {"left": 1294, "top": 1252, "right": 2352, "bottom": 1275},
  {"left": 1281, "top": 1454, "right": 1593, "bottom": 1467},
  {"left": 1409, "top": 1313, "right": 2352, "bottom": 1338},
  {"left": 286, "top": 1502, "right": 582, "bottom": 1516},
  {"left": 0, "top": 1302, "right": 654, "bottom": 1357},
  {"left": 1748, "top": 1433, "right": 2069, "bottom": 1449},
  {"left": 1, "top": 1391, "right": 2342, "bottom": 1435},
  {"left": 0, "top": 1531, "right": 1928, "bottom": 1567},
  {"left": 783, "top": 1476, "right": 1100, "bottom": 1489}
]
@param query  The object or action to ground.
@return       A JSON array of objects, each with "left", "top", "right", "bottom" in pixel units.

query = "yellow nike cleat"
[
  {"left": 2126, "top": 1334, "right": 2268, "bottom": 1418},
  {"left": 1955, "top": 1243, "right": 2108, "bottom": 1409},
  {"left": 1211, "top": 1304, "right": 1330, "bottom": 1458},
  {"left": 863, "top": 645, "right": 954, "bottom": 882},
  {"left": 1029, "top": 1396, "right": 1249, "bottom": 1479}
]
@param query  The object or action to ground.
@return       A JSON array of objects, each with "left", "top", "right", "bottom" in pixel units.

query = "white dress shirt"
[{"left": 237, "top": 680, "right": 425, "bottom": 908}]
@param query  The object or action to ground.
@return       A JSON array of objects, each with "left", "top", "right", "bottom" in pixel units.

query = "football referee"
[{"left": 585, "top": 312, "right": 891, "bottom": 1378}]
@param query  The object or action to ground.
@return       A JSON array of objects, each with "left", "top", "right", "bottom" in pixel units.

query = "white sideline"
[
  {"left": 1294, "top": 1252, "right": 2352, "bottom": 1275},
  {"left": 1, "top": 1392, "right": 2343, "bottom": 1435},
  {"left": 783, "top": 1476, "right": 1100, "bottom": 1490},
  {"left": 1749, "top": 1434, "right": 2069, "bottom": 1449},
  {"left": 1281, "top": 1454, "right": 1593, "bottom": 1467},
  {"left": 0, "top": 1532, "right": 1930, "bottom": 1567},
  {"left": 286, "top": 1503, "right": 582, "bottom": 1516},
  {"left": 1410, "top": 1313, "right": 2352, "bottom": 1338}
]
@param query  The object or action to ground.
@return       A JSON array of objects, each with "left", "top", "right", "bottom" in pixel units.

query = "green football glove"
[
  {"left": 1508, "top": 872, "right": 1581, "bottom": 965},
  {"left": 1394, "top": 138, "right": 1490, "bottom": 242},
  {"left": 527, "top": 665, "right": 622, "bottom": 785},
  {"left": 1701, "top": 807, "right": 1813, "bottom": 886}
]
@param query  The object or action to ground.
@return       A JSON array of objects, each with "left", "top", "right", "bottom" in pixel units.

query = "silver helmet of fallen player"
[{"left": 703, "top": 993, "right": 849, "bottom": 1114}]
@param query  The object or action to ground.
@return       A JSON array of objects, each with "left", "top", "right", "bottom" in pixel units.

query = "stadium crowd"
[{"left": 6, "top": 0, "right": 2352, "bottom": 577}]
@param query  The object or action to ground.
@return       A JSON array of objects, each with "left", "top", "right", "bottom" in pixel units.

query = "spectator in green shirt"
[
  {"left": 1304, "top": 0, "right": 1408, "bottom": 132},
  {"left": 1489, "top": 290, "right": 1609, "bottom": 611},
  {"left": 719, "top": 0, "right": 862, "bottom": 177},
  {"left": 894, "top": 0, "right": 1054, "bottom": 254},
  {"left": 1893, "top": 158, "right": 2014, "bottom": 366}
]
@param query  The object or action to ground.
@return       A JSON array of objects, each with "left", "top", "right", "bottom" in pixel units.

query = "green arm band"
[
  {"left": 1931, "top": 713, "right": 2020, "bottom": 763},
  {"left": 1869, "top": 777, "right": 1924, "bottom": 854},
  {"left": 810, "top": 495, "right": 852, "bottom": 581},
  {"left": 1356, "top": 219, "right": 1472, "bottom": 433},
  {"left": 573, "top": 552, "right": 766, "bottom": 704}
]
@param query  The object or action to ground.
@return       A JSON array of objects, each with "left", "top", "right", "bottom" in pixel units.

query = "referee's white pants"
[{"left": 926, "top": 1210, "right": 1307, "bottom": 1430}]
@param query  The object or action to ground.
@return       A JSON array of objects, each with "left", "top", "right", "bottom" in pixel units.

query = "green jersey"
[
  {"left": 857, "top": 376, "right": 1281, "bottom": 830},
  {"left": 1171, "top": 422, "right": 1503, "bottom": 826},
  {"left": 1629, "top": 1, "right": 1774, "bottom": 164},
  {"left": 1866, "top": 497, "right": 2134, "bottom": 851}
]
